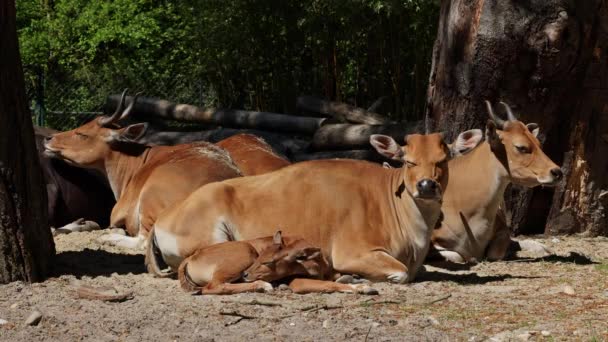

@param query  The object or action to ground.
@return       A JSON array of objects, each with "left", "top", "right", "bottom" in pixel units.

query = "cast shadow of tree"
[
  {"left": 51, "top": 249, "right": 146, "bottom": 278},
  {"left": 415, "top": 270, "right": 544, "bottom": 285}
]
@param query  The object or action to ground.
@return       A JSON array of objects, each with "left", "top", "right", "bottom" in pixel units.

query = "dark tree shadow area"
[
  {"left": 504, "top": 252, "right": 597, "bottom": 265},
  {"left": 416, "top": 271, "right": 544, "bottom": 285},
  {"left": 51, "top": 249, "right": 146, "bottom": 278}
]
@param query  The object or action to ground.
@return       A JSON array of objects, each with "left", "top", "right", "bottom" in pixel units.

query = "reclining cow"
[
  {"left": 147, "top": 130, "right": 482, "bottom": 283},
  {"left": 375, "top": 101, "right": 562, "bottom": 263},
  {"left": 43, "top": 90, "right": 289, "bottom": 249},
  {"left": 178, "top": 230, "right": 378, "bottom": 295}
]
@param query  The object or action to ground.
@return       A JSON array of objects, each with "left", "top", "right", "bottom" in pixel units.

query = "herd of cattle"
[{"left": 39, "top": 91, "right": 562, "bottom": 295}]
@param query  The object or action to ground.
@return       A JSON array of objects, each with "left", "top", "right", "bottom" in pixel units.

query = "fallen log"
[
  {"left": 296, "top": 96, "right": 393, "bottom": 125},
  {"left": 367, "top": 96, "right": 390, "bottom": 113},
  {"left": 139, "top": 128, "right": 310, "bottom": 156},
  {"left": 311, "top": 122, "right": 423, "bottom": 151},
  {"left": 106, "top": 95, "right": 324, "bottom": 135}
]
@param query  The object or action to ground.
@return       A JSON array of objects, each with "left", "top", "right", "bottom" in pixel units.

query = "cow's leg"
[
  {"left": 288, "top": 278, "right": 378, "bottom": 295},
  {"left": 333, "top": 250, "right": 410, "bottom": 283},
  {"left": 485, "top": 219, "right": 512, "bottom": 261},
  {"left": 54, "top": 218, "right": 101, "bottom": 235},
  {"left": 98, "top": 232, "right": 146, "bottom": 250},
  {"left": 512, "top": 239, "right": 552, "bottom": 257},
  {"left": 200, "top": 281, "right": 273, "bottom": 295}
]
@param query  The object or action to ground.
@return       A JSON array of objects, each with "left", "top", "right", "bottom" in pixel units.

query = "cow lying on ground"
[
  {"left": 35, "top": 126, "right": 115, "bottom": 232},
  {"left": 376, "top": 102, "right": 561, "bottom": 264},
  {"left": 178, "top": 231, "right": 378, "bottom": 295},
  {"left": 148, "top": 130, "right": 482, "bottom": 283},
  {"left": 44, "top": 90, "right": 289, "bottom": 249}
]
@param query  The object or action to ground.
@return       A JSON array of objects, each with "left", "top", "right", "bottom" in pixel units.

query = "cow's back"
[{"left": 216, "top": 134, "right": 290, "bottom": 176}]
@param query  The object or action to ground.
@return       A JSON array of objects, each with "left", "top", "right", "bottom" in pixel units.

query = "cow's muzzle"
[{"left": 415, "top": 179, "right": 441, "bottom": 200}]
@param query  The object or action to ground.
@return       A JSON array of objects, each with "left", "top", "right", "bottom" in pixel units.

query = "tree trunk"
[
  {"left": 106, "top": 95, "right": 325, "bottom": 135},
  {"left": 0, "top": 0, "right": 55, "bottom": 283},
  {"left": 426, "top": 0, "right": 608, "bottom": 236}
]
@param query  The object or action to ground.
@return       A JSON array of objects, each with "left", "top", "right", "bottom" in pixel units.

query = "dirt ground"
[{"left": 0, "top": 231, "right": 607, "bottom": 341}]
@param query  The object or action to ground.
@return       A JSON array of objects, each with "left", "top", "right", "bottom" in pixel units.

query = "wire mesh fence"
[{"left": 28, "top": 71, "right": 212, "bottom": 132}]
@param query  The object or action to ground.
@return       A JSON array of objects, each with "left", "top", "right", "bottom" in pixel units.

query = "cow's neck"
[
  {"left": 386, "top": 168, "right": 441, "bottom": 273},
  {"left": 103, "top": 148, "right": 152, "bottom": 199}
]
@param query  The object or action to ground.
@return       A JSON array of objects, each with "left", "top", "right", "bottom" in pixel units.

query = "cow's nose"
[
  {"left": 416, "top": 179, "right": 438, "bottom": 197},
  {"left": 550, "top": 168, "right": 563, "bottom": 181}
]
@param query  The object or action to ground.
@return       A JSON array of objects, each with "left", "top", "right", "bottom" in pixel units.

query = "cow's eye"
[
  {"left": 405, "top": 160, "right": 417, "bottom": 168},
  {"left": 515, "top": 145, "right": 530, "bottom": 154}
]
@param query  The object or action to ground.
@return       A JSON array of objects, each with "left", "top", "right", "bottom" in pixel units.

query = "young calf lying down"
[{"left": 178, "top": 231, "right": 378, "bottom": 295}]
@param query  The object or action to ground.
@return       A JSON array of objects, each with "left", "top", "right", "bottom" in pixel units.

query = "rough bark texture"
[
  {"left": 106, "top": 95, "right": 325, "bottom": 135},
  {"left": 0, "top": 0, "right": 55, "bottom": 283},
  {"left": 426, "top": 0, "right": 608, "bottom": 236}
]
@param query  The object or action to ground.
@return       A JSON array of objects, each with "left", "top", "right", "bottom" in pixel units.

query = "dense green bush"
[{"left": 17, "top": 0, "right": 439, "bottom": 128}]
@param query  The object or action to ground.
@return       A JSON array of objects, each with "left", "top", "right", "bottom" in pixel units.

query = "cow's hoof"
[
  {"left": 335, "top": 274, "right": 371, "bottom": 284},
  {"left": 387, "top": 272, "right": 408, "bottom": 284}
]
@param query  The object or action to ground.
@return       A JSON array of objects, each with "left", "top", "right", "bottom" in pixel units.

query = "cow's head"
[
  {"left": 242, "top": 231, "right": 327, "bottom": 283},
  {"left": 485, "top": 101, "right": 562, "bottom": 187},
  {"left": 370, "top": 130, "right": 483, "bottom": 201},
  {"left": 43, "top": 90, "right": 148, "bottom": 169}
]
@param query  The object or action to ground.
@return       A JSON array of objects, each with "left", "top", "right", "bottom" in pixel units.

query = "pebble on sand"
[{"left": 25, "top": 311, "right": 43, "bottom": 326}]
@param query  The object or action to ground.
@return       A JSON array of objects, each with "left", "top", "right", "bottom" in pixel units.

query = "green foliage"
[{"left": 17, "top": 0, "right": 439, "bottom": 129}]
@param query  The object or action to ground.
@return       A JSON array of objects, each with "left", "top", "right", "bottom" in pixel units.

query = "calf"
[
  {"left": 178, "top": 231, "right": 377, "bottom": 295},
  {"left": 150, "top": 130, "right": 482, "bottom": 283},
  {"left": 376, "top": 101, "right": 562, "bottom": 263},
  {"left": 44, "top": 91, "right": 288, "bottom": 249}
]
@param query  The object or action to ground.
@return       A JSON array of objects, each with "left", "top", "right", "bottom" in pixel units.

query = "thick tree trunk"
[
  {"left": 426, "top": 0, "right": 608, "bottom": 236},
  {"left": 0, "top": 0, "right": 54, "bottom": 283},
  {"left": 106, "top": 95, "right": 325, "bottom": 135}
]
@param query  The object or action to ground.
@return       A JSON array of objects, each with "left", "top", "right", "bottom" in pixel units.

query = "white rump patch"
[
  {"left": 154, "top": 228, "right": 183, "bottom": 268},
  {"left": 212, "top": 216, "right": 240, "bottom": 243}
]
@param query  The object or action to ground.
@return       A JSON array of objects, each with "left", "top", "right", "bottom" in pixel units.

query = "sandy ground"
[{"left": 0, "top": 231, "right": 607, "bottom": 341}]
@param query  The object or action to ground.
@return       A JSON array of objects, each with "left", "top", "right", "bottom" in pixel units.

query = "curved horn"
[
  {"left": 119, "top": 91, "right": 143, "bottom": 121},
  {"left": 485, "top": 100, "right": 505, "bottom": 129},
  {"left": 99, "top": 89, "right": 128, "bottom": 127},
  {"left": 499, "top": 101, "right": 517, "bottom": 121}
]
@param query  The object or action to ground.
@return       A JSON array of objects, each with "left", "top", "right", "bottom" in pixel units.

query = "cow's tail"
[
  {"left": 145, "top": 228, "right": 176, "bottom": 278},
  {"left": 177, "top": 257, "right": 202, "bottom": 294}
]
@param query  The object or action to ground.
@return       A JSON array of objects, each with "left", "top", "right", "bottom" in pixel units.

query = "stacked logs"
[{"left": 105, "top": 94, "right": 422, "bottom": 165}]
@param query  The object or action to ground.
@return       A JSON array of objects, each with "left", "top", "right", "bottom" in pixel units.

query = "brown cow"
[
  {"left": 376, "top": 101, "right": 561, "bottom": 263},
  {"left": 148, "top": 130, "right": 482, "bottom": 283},
  {"left": 178, "top": 231, "right": 377, "bottom": 295},
  {"left": 44, "top": 91, "right": 289, "bottom": 249}
]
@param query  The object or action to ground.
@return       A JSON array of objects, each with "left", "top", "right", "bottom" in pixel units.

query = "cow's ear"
[
  {"left": 107, "top": 123, "right": 148, "bottom": 143},
  {"left": 273, "top": 230, "right": 284, "bottom": 247},
  {"left": 486, "top": 119, "right": 500, "bottom": 142},
  {"left": 370, "top": 134, "right": 404, "bottom": 161},
  {"left": 451, "top": 129, "right": 483, "bottom": 156},
  {"left": 527, "top": 123, "right": 540, "bottom": 138}
]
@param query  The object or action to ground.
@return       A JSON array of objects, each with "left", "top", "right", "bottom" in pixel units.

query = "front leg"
[
  {"left": 333, "top": 250, "right": 410, "bottom": 283},
  {"left": 201, "top": 281, "right": 273, "bottom": 295}
]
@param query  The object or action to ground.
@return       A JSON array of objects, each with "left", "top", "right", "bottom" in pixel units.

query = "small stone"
[
  {"left": 372, "top": 322, "right": 381, "bottom": 328},
  {"left": 562, "top": 285, "right": 575, "bottom": 295},
  {"left": 289, "top": 322, "right": 295, "bottom": 326},
  {"left": 0, "top": 319, "right": 8, "bottom": 325},
  {"left": 322, "top": 319, "right": 330, "bottom": 329},
  {"left": 551, "top": 238, "right": 560, "bottom": 243},
  {"left": 427, "top": 316, "right": 439, "bottom": 326},
  {"left": 25, "top": 311, "right": 42, "bottom": 326},
  {"left": 388, "top": 319, "right": 398, "bottom": 326},
  {"left": 541, "top": 331, "right": 551, "bottom": 337},
  {"left": 517, "top": 332, "right": 531, "bottom": 341},
  {"left": 10, "top": 303, "right": 18, "bottom": 309},
  {"left": 277, "top": 284, "right": 290, "bottom": 291}
]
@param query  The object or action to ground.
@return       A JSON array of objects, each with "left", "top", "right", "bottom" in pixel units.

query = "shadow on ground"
[
  {"left": 416, "top": 271, "right": 544, "bottom": 285},
  {"left": 52, "top": 249, "right": 146, "bottom": 277},
  {"left": 505, "top": 252, "right": 597, "bottom": 265}
]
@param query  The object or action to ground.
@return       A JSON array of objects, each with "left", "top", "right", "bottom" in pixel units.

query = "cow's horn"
[
  {"left": 119, "top": 91, "right": 143, "bottom": 121},
  {"left": 499, "top": 101, "right": 517, "bottom": 121},
  {"left": 485, "top": 100, "right": 505, "bottom": 129},
  {"left": 99, "top": 89, "right": 128, "bottom": 127}
]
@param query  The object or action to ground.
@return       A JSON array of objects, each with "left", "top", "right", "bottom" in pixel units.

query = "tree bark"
[
  {"left": 426, "top": 0, "right": 608, "bottom": 236},
  {"left": 106, "top": 95, "right": 325, "bottom": 135},
  {"left": 296, "top": 96, "right": 393, "bottom": 125},
  {"left": 311, "top": 122, "right": 423, "bottom": 151},
  {"left": 0, "top": 0, "right": 55, "bottom": 283}
]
